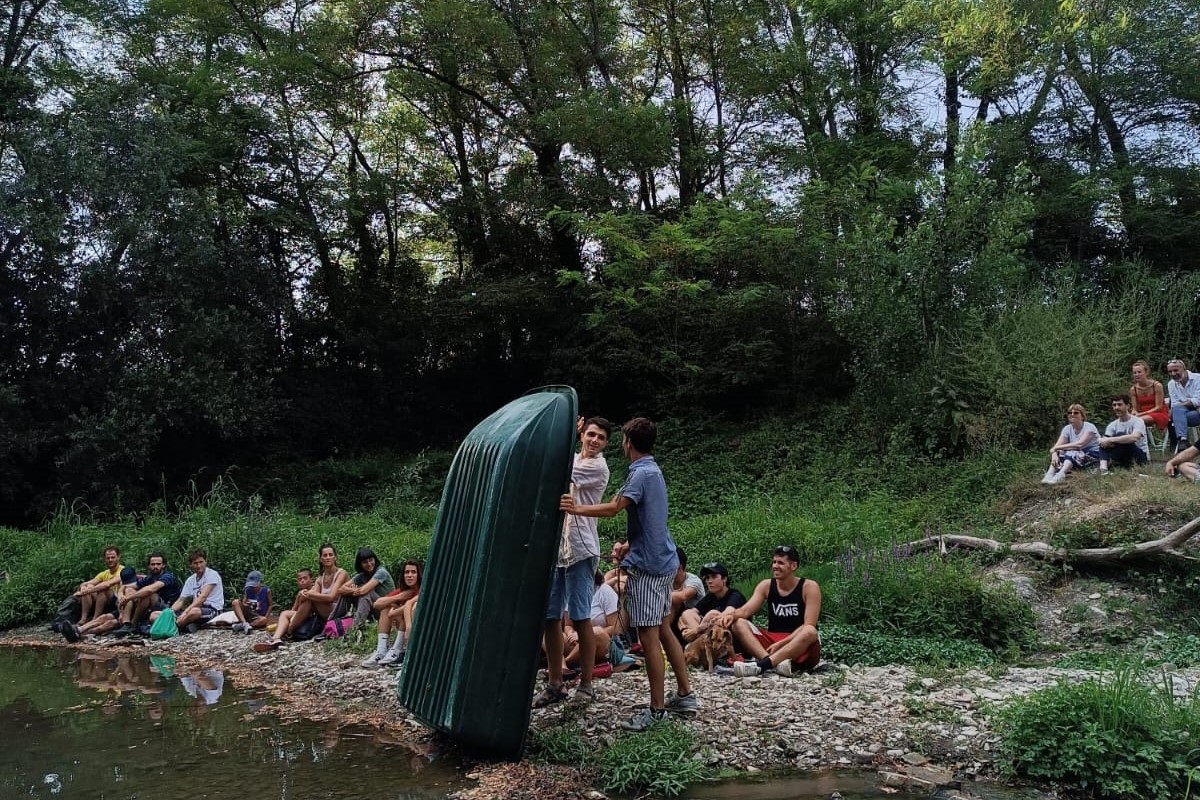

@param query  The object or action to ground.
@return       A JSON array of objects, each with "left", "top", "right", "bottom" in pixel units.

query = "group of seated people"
[
  {"left": 56, "top": 543, "right": 424, "bottom": 666},
  {"left": 1042, "top": 358, "right": 1200, "bottom": 484},
  {"left": 537, "top": 541, "right": 822, "bottom": 705}
]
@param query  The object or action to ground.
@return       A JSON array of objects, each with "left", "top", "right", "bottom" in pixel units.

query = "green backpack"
[{"left": 149, "top": 608, "right": 178, "bottom": 639}]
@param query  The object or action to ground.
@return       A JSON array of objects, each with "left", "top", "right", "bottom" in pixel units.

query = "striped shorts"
[{"left": 624, "top": 568, "right": 674, "bottom": 628}]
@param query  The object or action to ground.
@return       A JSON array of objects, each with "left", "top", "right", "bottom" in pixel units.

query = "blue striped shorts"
[{"left": 625, "top": 568, "right": 674, "bottom": 628}]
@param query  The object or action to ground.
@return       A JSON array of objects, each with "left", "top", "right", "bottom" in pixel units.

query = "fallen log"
[{"left": 904, "top": 515, "right": 1200, "bottom": 565}]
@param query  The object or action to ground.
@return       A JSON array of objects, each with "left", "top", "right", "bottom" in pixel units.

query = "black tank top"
[{"left": 767, "top": 577, "right": 806, "bottom": 633}]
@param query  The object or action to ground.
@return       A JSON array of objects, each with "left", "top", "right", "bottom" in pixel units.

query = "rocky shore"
[{"left": 10, "top": 624, "right": 1187, "bottom": 798}]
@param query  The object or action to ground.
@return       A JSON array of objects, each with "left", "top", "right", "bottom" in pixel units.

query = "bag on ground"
[
  {"left": 149, "top": 608, "right": 178, "bottom": 639},
  {"left": 289, "top": 613, "right": 323, "bottom": 641},
  {"left": 322, "top": 616, "right": 355, "bottom": 639}
]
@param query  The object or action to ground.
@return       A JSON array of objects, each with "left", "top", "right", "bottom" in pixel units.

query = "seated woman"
[
  {"left": 1131, "top": 360, "right": 1169, "bottom": 433},
  {"left": 1043, "top": 403, "right": 1101, "bottom": 484},
  {"left": 362, "top": 560, "right": 421, "bottom": 667},
  {"left": 254, "top": 544, "right": 348, "bottom": 652},
  {"left": 337, "top": 547, "right": 395, "bottom": 626}
]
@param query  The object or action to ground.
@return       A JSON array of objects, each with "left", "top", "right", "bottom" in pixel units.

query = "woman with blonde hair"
[
  {"left": 1043, "top": 404, "right": 1101, "bottom": 484},
  {"left": 1130, "top": 360, "right": 1168, "bottom": 433}
]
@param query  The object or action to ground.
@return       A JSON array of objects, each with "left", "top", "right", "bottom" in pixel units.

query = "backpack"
[
  {"left": 53, "top": 595, "right": 81, "bottom": 629},
  {"left": 322, "top": 616, "right": 355, "bottom": 639},
  {"left": 149, "top": 608, "right": 178, "bottom": 639},
  {"left": 289, "top": 612, "right": 323, "bottom": 642}
]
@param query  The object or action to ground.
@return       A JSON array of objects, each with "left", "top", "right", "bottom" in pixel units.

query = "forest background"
[{"left": 3, "top": 0, "right": 1200, "bottom": 528}]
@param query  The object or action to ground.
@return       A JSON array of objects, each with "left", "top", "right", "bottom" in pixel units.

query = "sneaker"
[
  {"left": 775, "top": 659, "right": 793, "bottom": 677},
  {"left": 531, "top": 683, "right": 569, "bottom": 709},
  {"left": 664, "top": 691, "right": 699, "bottom": 714},
  {"left": 1047, "top": 470, "right": 1067, "bottom": 484},
  {"left": 184, "top": 622, "right": 200, "bottom": 634},
  {"left": 113, "top": 623, "right": 133, "bottom": 639},
  {"left": 136, "top": 623, "right": 151, "bottom": 637},
  {"left": 62, "top": 623, "right": 81, "bottom": 643},
  {"left": 620, "top": 708, "right": 668, "bottom": 732},
  {"left": 732, "top": 661, "right": 762, "bottom": 677},
  {"left": 361, "top": 651, "right": 386, "bottom": 668},
  {"left": 1099, "top": 468, "right": 1112, "bottom": 476},
  {"left": 252, "top": 640, "right": 282, "bottom": 653},
  {"left": 1041, "top": 467, "right": 1057, "bottom": 484},
  {"left": 378, "top": 650, "right": 403, "bottom": 666}
]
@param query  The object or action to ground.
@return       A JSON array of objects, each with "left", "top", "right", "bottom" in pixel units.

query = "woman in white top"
[{"left": 1043, "top": 404, "right": 1101, "bottom": 484}]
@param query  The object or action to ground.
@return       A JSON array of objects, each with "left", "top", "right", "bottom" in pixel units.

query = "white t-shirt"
[
  {"left": 1058, "top": 421, "right": 1099, "bottom": 453},
  {"left": 590, "top": 582, "right": 619, "bottom": 629},
  {"left": 181, "top": 568, "right": 225, "bottom": 611},
  {"left": 682, "top": 572, "right": 705, "bottom": 609},
  {"left": 559, "top": 454, "right": 610, "bottom": 567},
  {"left": 1104, "top": 415, "right": 1149, "bottom": 457}
]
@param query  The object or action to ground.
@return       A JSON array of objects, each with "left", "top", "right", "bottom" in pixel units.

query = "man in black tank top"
[{"left": 715, "top": 545, "right": 821, "bottom": 676}]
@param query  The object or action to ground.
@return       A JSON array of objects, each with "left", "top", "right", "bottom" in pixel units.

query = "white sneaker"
[
  {"left": 775, "top": 659, "right": 793, "bottom": 677},
  {"left": 1048, "top": 470, "right": 1067, "bottom": 484},
  {"left": 1041, "top": 467, "right": 1057, "bottom": 484},
  {"left": 361, "top": 651, "right": 385, "bottom": 668},
  {"left": 732, "top": 661, "right": 762, "bottom": 677},
  {"left": 378, "top": 649, "right": 403, "bottom": 666}
]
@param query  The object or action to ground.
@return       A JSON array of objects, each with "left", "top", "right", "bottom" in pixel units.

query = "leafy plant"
[
  {"left": 529, "top": 726, "right": 595, "bottom": 766},
  {"left": 600, "top": 721, "right": 708, "bottom": 798},
  {"left": 996, "top": 659, "right": 1200, "bottom": 799},
  {"left": 820, "top": 624, "right": 994, "bottom": 667}
]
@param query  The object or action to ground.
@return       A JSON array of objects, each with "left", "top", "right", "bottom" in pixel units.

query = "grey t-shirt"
[
  {"left": 181, "top": 568, "right": 224, "bottom": 611},
  {"left": 681, "top": 572, "right": 705, "bottom": 609},
  {"left": 1105, "top": 415, "right": 1148, "bottom": 457},
  {"left": 559, "top": 453, "right": 610, "bottom": 567}
]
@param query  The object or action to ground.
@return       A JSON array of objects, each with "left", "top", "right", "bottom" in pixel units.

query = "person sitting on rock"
[
  {"left": 679, "top": 562, "right": 746, "bottom": 642},
  {"left": 254, "top": 567, "right": 320, "bottom": 652},
  {"left": 57, "top": 546, "right": 125, "bottom": 636},
  {"left": 230, "top": 570, "right": 272, "bottom": 633},
  {"left": 66, "top": 567, "right": 139, "bottom": 641},
  {"left": 150, "top": 549, "right": 224, "bottom": 634},
  {"left": 562, "top": 571, "right": 620, "bottom": 676},
  {"left": 717, "top": 545, "right": 821, "bottom": 677}
]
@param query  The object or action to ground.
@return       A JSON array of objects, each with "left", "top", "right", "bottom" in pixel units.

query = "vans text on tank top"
[{"left": 767, "top": 577, "right": 806, "bottom": 634}]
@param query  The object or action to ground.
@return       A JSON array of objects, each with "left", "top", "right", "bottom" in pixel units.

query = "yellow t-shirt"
[{"left": 92, "top": 565, "right": 125, "bottom": 594}]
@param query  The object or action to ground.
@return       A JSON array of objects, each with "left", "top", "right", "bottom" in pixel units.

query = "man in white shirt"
[
  {"left": 1098, "top": 394, "right": 1149, "bottom": 473},
  {"left": 151, "top": 549, "right": 225, "bottom": 633},
  {"left": 1166, "top": 359, "right": 1200, "bottom": 453}
]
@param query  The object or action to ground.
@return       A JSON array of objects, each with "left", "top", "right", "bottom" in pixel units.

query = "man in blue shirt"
[
  {"left": 561, "top": 417, "right": 698, "bottom": 731},
  {"left": 114, "top": 552, "right": 182, "bottom": 637}
]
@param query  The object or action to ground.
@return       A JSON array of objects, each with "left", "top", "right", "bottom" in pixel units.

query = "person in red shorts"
[{"left": 717, "top": 545, "right": 821, "bottom": 677}]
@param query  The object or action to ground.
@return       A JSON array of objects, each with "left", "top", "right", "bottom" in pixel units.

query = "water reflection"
[{"left": 0, "top": 647, "right": 458, "bottom": 799}]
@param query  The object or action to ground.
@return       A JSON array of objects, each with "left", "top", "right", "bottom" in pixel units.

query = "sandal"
[
  {"left": 531, "top": 683, "right": 569, "bottom": 708},
  {"left": 252, "top": 640, "right": 282, "bottom": 653}
]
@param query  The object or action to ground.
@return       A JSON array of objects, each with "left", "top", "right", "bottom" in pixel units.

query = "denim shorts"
[{"left": 545, "top": 557, "right": 598, "bottom": 621}]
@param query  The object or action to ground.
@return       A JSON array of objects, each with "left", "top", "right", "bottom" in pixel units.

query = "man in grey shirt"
[{"left": 533, "top": 416, "right": 612, "bottom": 708}]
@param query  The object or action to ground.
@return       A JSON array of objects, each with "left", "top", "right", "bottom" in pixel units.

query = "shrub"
[
  {"left": 820, "top": 624, "right": 994, "bottom": 667},
  {"left": 996, "top": 660, "right": 1200, "bottom": 799},
  {"left": 828, "top": 544, "right": 1035, "bottom": 652},
  {"left": 600, "top": 721, "right": 707, "bottom": 798}
]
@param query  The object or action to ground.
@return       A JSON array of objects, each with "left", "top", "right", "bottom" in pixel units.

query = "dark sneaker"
[
  {"left": 136, "top": 623, "right": 151, "bottom": 637},
  {"left": 113, "top": 623, "right": 133, "bottom": 639},
  {"left": 62, "top": 624, "right": 81, "bottom": 643},
  {"left": 531, "top": 683, "right": 569, "bottom": 709},
  {"left": 621, "top": 708, "right": 668, "bottom": 732},
  {"left": 184, "top": 622, "right": 199, "bottom": 635}
]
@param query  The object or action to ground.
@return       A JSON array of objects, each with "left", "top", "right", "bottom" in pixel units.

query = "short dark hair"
[
  {"left": 584, "top": 416, "right": 614, "bottom": 435},
  {"left": 104, "top": 545, "right": 120, "bottom": 556},
  {"left": 148, "top": 551, "right": 166, "bottom": 564},
  {"left": 297, "top": 568, "right": 314, "bottom": 580},
  {"left": 676, "top": 547, "right": 688, "bottom": 569},
  {"left": 188, "top": 549, "right": 207, "bottom": 562},
  {"left": 621, "top": 417, "right": 657, "bottom": 453},
  {"left": 355, "top": 547, "right": 379, "bottom": 575},
  {"left": 773, "top": 545, "right": 799, "bottom": 564},
  {"left": 1110, "top": 393, "right": 1131, "bottom": 406}
]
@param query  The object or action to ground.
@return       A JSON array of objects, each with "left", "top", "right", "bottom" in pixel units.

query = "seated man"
[
  {"left": 679, "top": 562, "right": 746, "bottom": 642},
  {"left": 115, "top": 552, "right": 182, "bottom": 637},
  {"left": 151, "top": 549, "right": 224, "bottom": 633},
  {"left": 1166, "top": 359, "right": 1200, "bottom": 452},
  {"left": 670, "top": 547, "right": 705, "bottom": 620},
  {"left": 717, "top": 545, "right": 821, "bottom": 677},
  {"left": 66, "top": 567, "right": 139, "bottom": 641},
  {"left": 73, "top": 546, "right": 125, "bottom": 627},
  {"left": 1098, "top": 394, "right": 1149, "bottom": 472}
]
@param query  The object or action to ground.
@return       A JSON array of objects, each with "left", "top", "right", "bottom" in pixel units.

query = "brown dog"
[{"left": 684, "top": 626, "right": 735, "bottom": 672}]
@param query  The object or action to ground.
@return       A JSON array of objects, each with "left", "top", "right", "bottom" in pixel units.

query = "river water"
[{"left": 0, "top": 647, "right": 1043, "bottom": 799}]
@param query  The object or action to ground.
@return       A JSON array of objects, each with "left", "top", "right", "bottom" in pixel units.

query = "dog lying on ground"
[{"left": 683, "top": 626, "right": 735, "bottom": 672}]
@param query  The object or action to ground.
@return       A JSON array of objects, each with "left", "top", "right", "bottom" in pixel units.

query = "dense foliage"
[
  {"left": 996, "top": 661, "right": 1200, "bottom": 800},
  {"left": 3, "top": 0, "right": 1200, "bottom": 525}
]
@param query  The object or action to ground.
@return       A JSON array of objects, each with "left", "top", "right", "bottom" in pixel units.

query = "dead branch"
[{"left": 903, "top": 515, "right": 1200, "bottom": 565}]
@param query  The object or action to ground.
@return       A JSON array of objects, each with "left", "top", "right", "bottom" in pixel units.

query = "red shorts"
[{"left": 753, "top": 629, "right": 822, "bottom": 671}]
